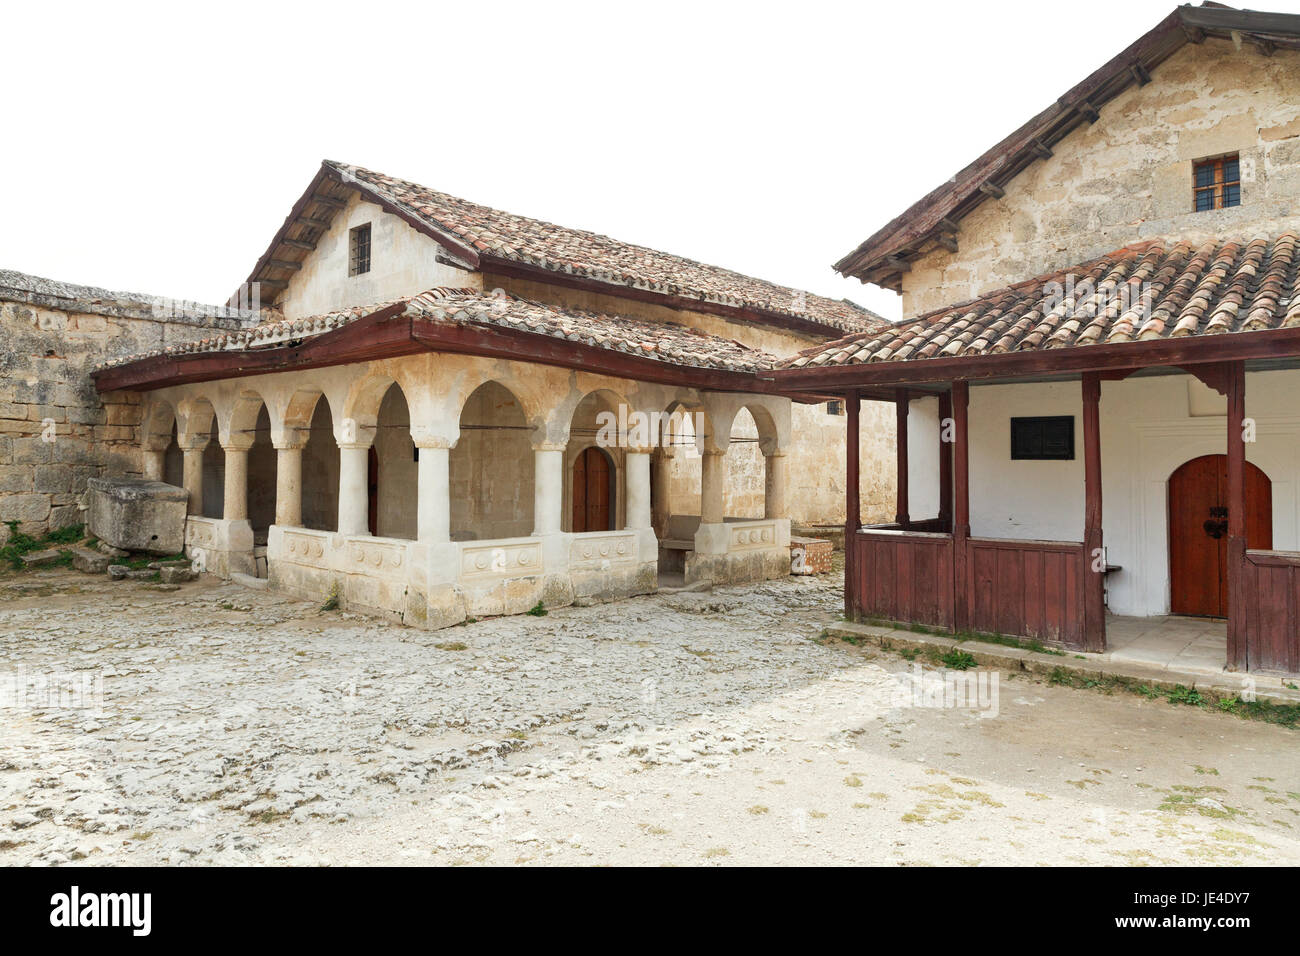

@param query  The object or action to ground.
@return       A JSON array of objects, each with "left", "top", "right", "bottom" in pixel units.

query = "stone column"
[
  {"left": 700, "top": 449, "right": 726, "bottom": 525},
  {"left": 273, "top": 435, "right": 305, "bottom": 528},
  {"left": 337, "top": 442, "right": 371, "bottom": 536},
  {"left": 533, "top": 444, "right": 565, "bottom": 536},
  {"left": 179, "top": 436, "right": 209, "bottom": 515},
  {"left": 764, "top": 451, "right": 788, "bottom": 520},
  {"left": 142, "top": 448, "right": 166, "bottom": 482},
  {"left": 221, "top": 441, "right": 251, "bottom": 522},
  {"left": 625, "top": 449, "right": 652, "bottom": 530},
  {"left": 417, "top": 443, "right": 451, "bottom": 542},
  {"left": 651, "top": 449, "right": 673, "bottom": 536}
]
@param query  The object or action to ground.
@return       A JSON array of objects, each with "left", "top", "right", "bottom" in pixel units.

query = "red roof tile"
[
  {"left": 784, "top": 234, "right": 1300, "bottom": 368},
  {"left": 324, "top": 161, "right": 886, "bottom": 336},
  {"left": 97, "top": 288, "right": 776, "bottom": 374}
]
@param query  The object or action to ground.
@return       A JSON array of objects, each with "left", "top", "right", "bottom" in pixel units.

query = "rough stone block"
[
  {"left": 159, "top": 565, "right": 195, "bottom": 584},
  {"left": 71, "top": 547, "right": 111, "bottom": 574},
  {"left": 87, "top": 477, "right": 188, "bottom": 555}
]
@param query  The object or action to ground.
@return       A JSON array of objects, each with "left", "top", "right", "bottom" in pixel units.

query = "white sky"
[{"left": 7, "top": 0, "right": 1297, "bottom": 322}]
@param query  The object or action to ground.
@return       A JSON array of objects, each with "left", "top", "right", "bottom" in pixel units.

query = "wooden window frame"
[
  {"left": 1192, "top": 153, "right": 1241, "bottom": 212},
  {"left": 349, "top": 223, "right": 372, "bottom": 277}
]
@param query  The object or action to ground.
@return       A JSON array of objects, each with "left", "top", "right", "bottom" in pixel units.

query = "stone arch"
[
  {"left": 725, "top": 407, "right": 766, "bottom": 519},
  {"left": 280, "top": 387, "right": 329, "bottom": 435},
  {"left": 223, "top": 387, "right": 272, "bottom": 449},
  {"left": 450, "top": 381, "right": 535, "bottom": 541},
  {"left": 450, "top": 374, "right": 549, "bottom": 445},
  {"left": 340, "top": 373, "right": 399, "bottom": 445},
  {"left": 301, "top": 393, "right": 339, "bottom": 532},
  {"left": 372, "top": 382, "right": 418, "bottom": 539},
  {"left": 564, "top": 389, "right": 629, "bottom": 532},
  {"left": 176, "top": 395, "right": 217, "bottom": 447}
]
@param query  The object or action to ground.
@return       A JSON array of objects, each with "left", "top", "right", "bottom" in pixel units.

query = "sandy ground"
[{"left": 1, "top": 565, "right": 1298, "bottom": 866}]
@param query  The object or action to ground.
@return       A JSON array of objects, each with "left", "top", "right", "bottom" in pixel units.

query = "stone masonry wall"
[
  {"left": 0, "top": 271, "right": 255, "bottom": 542},
  {"left": 901, "top": 40, "right": 1300, "bottom": 316}
]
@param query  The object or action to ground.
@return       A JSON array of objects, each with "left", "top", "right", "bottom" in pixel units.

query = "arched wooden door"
[
  {"left": 572, "top": 447, "right": 614, "bottom": 533},
  {"left": 1168, "top": 454, "right": 1271, "bottom": 617}
]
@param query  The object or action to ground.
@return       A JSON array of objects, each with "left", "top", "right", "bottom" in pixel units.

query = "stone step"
[{"left": 20, "top": 549, "right": 65, "bottom": 568}]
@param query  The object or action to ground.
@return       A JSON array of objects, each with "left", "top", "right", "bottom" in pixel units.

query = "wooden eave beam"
[
  {"left": 933, "top": 232, "right": 959, "bottom": 254},
  {"left": 282, "top": 238, "right": 316, "bottom": 252},
  {"left": 1245, "top": 33, "right": 1276, "bottom": 56},
  {"left": 773, "top": 327, "right": 1300, "bottom": 390},
  {"left": 91, "top": 303, "right": 814, "bottom": 398},
  {"left": 267, "top": 259, "right": 302, "bottom": 271},
  {"left": 294, "top": 215, "right": 332, "bottom": 229}
]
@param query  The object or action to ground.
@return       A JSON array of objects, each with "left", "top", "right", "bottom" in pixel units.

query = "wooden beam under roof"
[{"left": 283, "top": 238, "right": 316, "bottom": 251}]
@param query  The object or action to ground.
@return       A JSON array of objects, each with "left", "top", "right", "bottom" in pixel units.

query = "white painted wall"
[
  {"left": 907, "top": 369, "right": 1300, "bottom": 618},
  {"left": 906, "top": 394, "right": 940, "bottom": 521},
  {"left": 276, "top": 195, "right": 479, "bottom": 319}
]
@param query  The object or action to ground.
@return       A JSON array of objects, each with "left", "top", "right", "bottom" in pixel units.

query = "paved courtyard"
[{"left": 2, "top": 566, "right": 1299, "bottom": 866}]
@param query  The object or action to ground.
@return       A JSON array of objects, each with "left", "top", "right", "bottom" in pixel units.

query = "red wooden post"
[
  {"left": 845, "top": 389, "right": 861, "bottom": 620},
  {"left": 895, "top": 388, "right": 909, "bottom": 528},
  {"left": 951, "top": 381, "right": 970, "bottom": 632},
  {"left": 938, "top": 391, "right": 953, "bottom": 532},
  {"left": 1081, "top": 372, "right": 1106, "bottom": 652},
  {"left": 1226, "top": 361, "right": 1248, "bottom": 670}
]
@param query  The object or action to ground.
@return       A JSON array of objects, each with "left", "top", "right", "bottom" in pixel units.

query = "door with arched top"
[
  {"left": 1168, "top": 454, "right": 1271, "bottom": 617},
  {"left": 572, "top": 446, "right": 614, "bottom": 533}
]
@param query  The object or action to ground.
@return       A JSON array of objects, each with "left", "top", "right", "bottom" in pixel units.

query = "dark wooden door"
[
  {"left": 572, "top": 447, "right": 613, "bottom": 533},
  {"left": 1169, "top": 454, "right": 1271, "bottom": 617}
]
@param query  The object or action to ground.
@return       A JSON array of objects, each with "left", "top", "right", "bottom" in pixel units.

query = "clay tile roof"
[
  {"left": 96, "top": 289, "right": 776, "bottom": 374},
  {"left": 322, "top": 161, "right": 886, "bottom": 336},
  {"left": 781, "top": 234, "right": 1300, "bottom": 369}
]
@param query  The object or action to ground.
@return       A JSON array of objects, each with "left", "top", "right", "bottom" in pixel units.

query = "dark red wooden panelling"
[
  {"left": 847, "top": 532, "right": 1095, "bottom": 650},
  {"left": 966, "top": 538, "right": 1086, "bottom": 647},
  {"left": 849, "top": 531, "right": 954, "bottom": 630},
  {"left": 1241, "top": 552, "right": 1300, "bottom": 673}
]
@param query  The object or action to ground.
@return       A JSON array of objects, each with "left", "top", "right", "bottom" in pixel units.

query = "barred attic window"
[
  {"left": 1193, "top": 154, "right": 1241, "bottom": 212},
  {"left": 826, "top": 400, "right": 844, "bottom": 416},
  {"left": 349, "top": 223, "right": 372, "bottom": 276}
]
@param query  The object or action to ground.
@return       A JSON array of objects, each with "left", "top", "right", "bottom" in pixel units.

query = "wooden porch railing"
[
  {"left": 851, "top": 528, "right": 956, "bottom": 630},
  {"left": 1241, "top": 550, "right": 1300, "bottom": 673},
  {"left": 968, "top": 537, "right": 1087, "bottom": 647},
  {"left": 848, "top": 530, "right": 1094, "bottom": 650}
]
